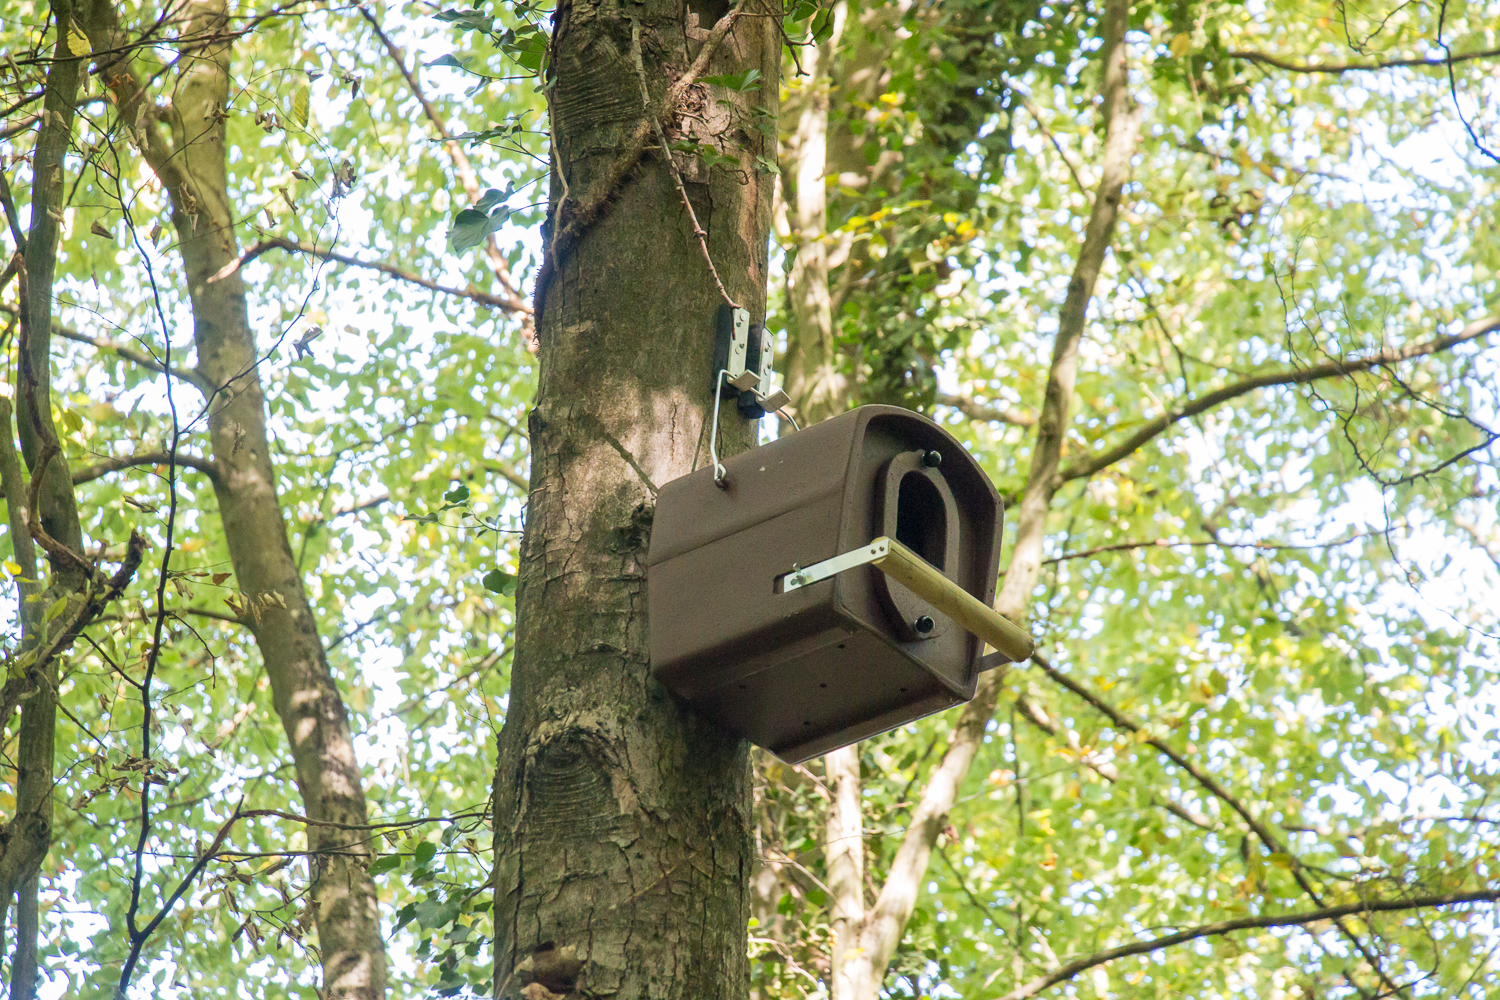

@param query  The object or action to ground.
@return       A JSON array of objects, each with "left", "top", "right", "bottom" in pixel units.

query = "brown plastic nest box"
[{"left": 647, "top": 404, "right": 1034, "bottom": 763}]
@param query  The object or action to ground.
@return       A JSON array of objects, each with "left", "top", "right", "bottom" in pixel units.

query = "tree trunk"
[
  {"left": 782, "top": 5, "right": 846, "bottom": 425},
  {"left": 86, "top": 3, "right": 386, "bottom": 994},
  {"left": 1, "top": 3, "right": 89, "bottom": 993},
  {"left": 491, "top": 2, "right": 779, "bottom": 997},
  {"left": 824, "top": 745, "right": 865, "bottom": 1000}
]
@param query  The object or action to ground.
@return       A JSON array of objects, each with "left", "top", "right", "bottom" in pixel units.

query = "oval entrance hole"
[{"left": 895, "top": 472, "right": 947, "bottom": 571}]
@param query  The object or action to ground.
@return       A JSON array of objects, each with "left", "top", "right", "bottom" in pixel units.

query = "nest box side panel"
[
  {"left": 647, "top": 412, "right": 867, "bottom": 698},
  {"left": 684, "top": 627, "right": 966, "bottom": 763},
  {"left": 647, "top": 502, "right": 845, "bottom": 697}
]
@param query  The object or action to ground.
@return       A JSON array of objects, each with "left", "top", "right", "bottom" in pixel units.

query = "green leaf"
[
  {"left": 482, "top": 568, "right": 517, "bottom": 597},
  {"left": 473, "top": 188, "right": 508, "bottom": 213},
  {"left": 432, "top": 8, "right": 493, "bottom": 32},
  {"left": 443, "top": 484, "right": 470, "bottom": 504},
  {"left": 701, "top": 68, "right": 761, "bottom": 91},
  {"left": 449, "top": 207, "right": 511, "bottom": 252},
  {"left": 291, "top": 84, "right": 310, "bottom": 127},
  {"left": 413, "top": 841, "right": 438, "bottom": 867},
  {"left": 43, "top": 594, "right": 68, "bottom": 624},
  {"left": 368, "top": 855, "right": 402, "bottom": 876},
  {"left": 448, "top": 209, "right": 491, "bottom": 252},
  {"left": 425, "top": 53, "right": 468, "bottom": 71}
]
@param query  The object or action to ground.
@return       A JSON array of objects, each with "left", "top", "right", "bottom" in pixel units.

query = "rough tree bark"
[
  {"left": 490, "top": 0, "right": 779, "bottom": 997},
  {"left": 820, "top": 0, "right": 1140, "bottom": 995},
  {"left": 84, "top": 2, "right": 387, "bottom": 995}
]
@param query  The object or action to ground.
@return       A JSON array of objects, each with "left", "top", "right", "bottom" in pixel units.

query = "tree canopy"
[{"left": 0, "top": 0, "right": 1497, "bottom": 997}]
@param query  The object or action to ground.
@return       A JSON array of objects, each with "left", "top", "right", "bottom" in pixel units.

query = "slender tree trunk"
[
  {"left": 782, "top": 5, "right": 846, "bottom": 424},
  {"left": 86, "top": 3, "right": 386, "bottom": 994},
  {"left": 824, "top": 745, "right": 865, "bottom": 1000},
  {"left": 823, "top": 0, "right": 1141, "bottom": 994},
  {"left": 0, "top": 4, "right": 89, "bottom": 993},
  {"left": 491, "top": 2, "right": 779, "bottom": 997}
]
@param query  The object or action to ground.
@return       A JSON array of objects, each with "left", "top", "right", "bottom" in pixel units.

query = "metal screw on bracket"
[{"left": 913, "top": 615, "right": 935, "bottom": 635}]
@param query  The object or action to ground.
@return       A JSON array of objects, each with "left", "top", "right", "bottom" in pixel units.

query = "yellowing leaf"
[
  {"left": 1169, "top": 32, "right": 1193, "bottom": 58},
  {"left": 178, "top": 538, "right": 206, "bottom": 553},
  {"left": 292, "top": 85, "right": 310, "bottom": 128},
  {"left": 65, "top": 20, "right": 91, "bottom": 57},
  {"left": 1268, "top": 852, "right": 1295, "bottom": 870}
]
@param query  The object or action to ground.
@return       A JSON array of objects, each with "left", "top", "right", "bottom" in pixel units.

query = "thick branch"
[
  {"left": 207, "top": 238, "right": 527, "bottom": 314},
  {"left": 998, "top": 890, "right": 1500, "bottom": 1000},
  {"left": 1229, "top": 46, "right": 1500, "bottom": 74},
  {"left": 850, "top": 0, "right": 1142, "bottom": 985},
  {"left": 1057, "top": 315, "right": 1500, "bottom": 487},
  {"left": 73, "top": 451, "right": 220, "bottom": 486}
]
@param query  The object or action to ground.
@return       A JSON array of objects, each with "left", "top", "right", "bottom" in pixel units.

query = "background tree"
[{"left": 756, "top": 0, "right": 1500, "bottom": 997}]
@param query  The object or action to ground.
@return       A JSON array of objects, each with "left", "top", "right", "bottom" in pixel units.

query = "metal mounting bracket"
[
  {"left": 738, "top": 322, "right": 792, "bottom": 418},
  {"left": 712, "top": 305, "right": 759, "bottom": 397},
  {"left": 779, "top": 536, "right": 1036, "bottom": 664}
]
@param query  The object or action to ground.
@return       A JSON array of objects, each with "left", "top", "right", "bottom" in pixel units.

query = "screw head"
[
  {"left": 913, "top": 615, "right": 935, "bottom": 635},
  {"left": 922, "top": 450, "right": 943, "bottom": 468}
]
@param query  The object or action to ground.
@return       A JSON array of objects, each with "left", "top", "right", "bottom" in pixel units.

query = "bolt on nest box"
[{"left": 647, "top": 316, "right": 1034, "bottom": 762}]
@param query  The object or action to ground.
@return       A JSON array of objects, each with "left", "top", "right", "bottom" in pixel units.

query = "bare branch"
[
  {"left": 1000, "top": 77, "right": 1088, "bottom": 199},
  {"left": 73, "top": 450, "right": 220, "bottom": 486},
  {"left": 1042, "top": 527, "right": 1391, "bottom": 564},
  {"left": 1229, "top": 45, "right": 1500, "bottom": 74},
  {"left": 936, "top": 392, "right": 1035, "bottom": 428},
  {"left": 1057, "top": 315, "right": 1500, "bottom": 487},
  {"left": 0, "top": 302, "right": 213, "bottom": 394},
  {"left": 206, "top": 237, "right": 528, "bottom": 314},
  {"left": 1153, "top": 795, "right": 1216, "bottom": 831},
  {"left": 1033, "top": 652, "right": 1405, "bottom": 991},
  {"left": 357, "top": 6, "right": 534, "bottom": 321},
  {"left": 998, "top": 890, "right": 1500, "bottom": 1000}
]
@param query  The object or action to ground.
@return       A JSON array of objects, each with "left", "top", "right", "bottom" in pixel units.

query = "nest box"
[{"left": 647, "top": 404, "right": 1034, "bottom": 763}]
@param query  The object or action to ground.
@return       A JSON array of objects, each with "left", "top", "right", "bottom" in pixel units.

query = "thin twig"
[
  {"left": 1228, "top": 45, "right": 1500, "bottom": 74},
  {"left": 1057, "top": 315, "right": 1500, "bottom": 486},
  {"left": 206, "top": 237, "right": 528, "bottom": 313},
  {"left": 997, "top": 890, "right": 1498, "bottom": 1000},
  {"left": 1042, "top": 526, "right": 1391, "bottom": 564},
  {"left": 357, "top": 5, "right": 534, "bottom": 319},
  {"left": 1032, "top": 652, "right": 1405, "bottom": 993}
]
